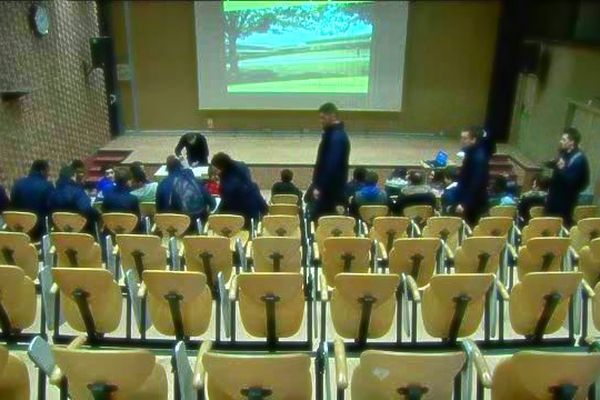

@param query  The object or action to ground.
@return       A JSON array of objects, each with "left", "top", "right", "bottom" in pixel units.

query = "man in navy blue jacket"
[
  {"left": 48, "top": 165, "right": 100, "bottom": 230},
  {"left": 102, "top": 168, "right": 141, "bottom": 217},
  {"left": 545, "top": 127, "right": 590, "bottom": 227},
  {"left": 456, "top": 127, "right": 490, "bottom": 225},
  {"left": 311, "top": 102, "right": 350, "bottom": 220},
  {"left": 10, "top": 160, "right": 54, "bottom": 239}
]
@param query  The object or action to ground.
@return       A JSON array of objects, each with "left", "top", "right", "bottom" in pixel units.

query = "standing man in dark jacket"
[
  {"left": 175, "top": 132, "right": 209, "bottom": 166},
  {"left": 456, "top": 127, "right": 490, "bottom": 225},
  {"left": 10, "top": 160, "right": 54, "bottom": 239},
  {"left": 311, "top": 102, "right": 350, "bottom": 220},
  {"left": 545, "top": 127, "right": 590, "bottom": 227},
  {"left": 102, "top": 168, "right": 141, "bottom": 217}
]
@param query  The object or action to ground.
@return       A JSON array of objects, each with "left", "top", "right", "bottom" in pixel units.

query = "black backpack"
[{"left": 172, "top": 172, "right": 207, "bottom": 216}]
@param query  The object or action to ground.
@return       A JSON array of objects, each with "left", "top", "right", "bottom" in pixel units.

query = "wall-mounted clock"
[{"left": 30, "top": 4, "right": 50, "bottom": 37}]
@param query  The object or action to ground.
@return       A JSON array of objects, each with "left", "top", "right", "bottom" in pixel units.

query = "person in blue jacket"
[
  {"left": 102, "top": 168, "right": 140, "bottom": 217},
  {"left": 545, "top": 127, "right": 590, "bottom": 227},
  {"left": 311, "top": 102, "right": 350, "bottom": 220},
  {"left": 455, "top": 127, "right": 490, "bottom": 225},
  {"left": 211, "top": 152, "right": 267, "bottom": 227},
  {"left": 10, "top": 160, "right": 54, "bottom": 239},
  {"left": 48, "top": 165, "right": 100, "bottom": 231}
]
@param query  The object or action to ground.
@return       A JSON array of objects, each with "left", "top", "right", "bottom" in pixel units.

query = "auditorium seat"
[
  {"left": 52, "top": 267, "right": 122, "bottom": 341},
  {"left": 0, "top": 343, "right": 30, "bottom": 399},
  {"left": 579, "top": 237, "right": 600, "bottom": 289},
  {"left": 270, "top": 193, "right": 300, "bottom": 205},
  {"left": 0, "top": 232, "right": 39, "bottom": 280},
  {"left": 516, "top": 237, "right": 570, "bottom": 281},
  {"left": 139, "top": 202, "right": 157, "bottom": 219},
  {"left": 358, "top": 205, "right": 388, "bottom": 227},
  {"left": 116, "top": 234, "right": 168, "bottom": 282},
  {"left": 387, "top": 238, "right": 440, "bottom": 287},
  {"left": 421, "top": 216, "right": 463, "bottom": 264},
  {"left": 569, "top": 217, "right": 600, "bottom": 253},
  {"left": 367, "top": 216, "right": 410, "bottom": 255},
  {"left": 453, "top": 236, "right": 506, "bottom": 275},
  {"left": 402, "top": 205, "right": 434, "bottom": 228},
  {"left": 50, "top": 232, "right": 102, "bottom": 268},
  {"left": 489, "top": 205, "right": 517, "bottom": 219},
  {"left": 529, "top": 205, "right": 546, "bottom": 219},
  {"left": 472, "top": 216, "right": 513, "bottom": 239},
  {"left": 51, "top": 212, "right": 87, "bottom": 233},
  {"left": 311, "top": 215, "right": 356, "bottom": 262},
  {"left": 573, "top": 204, "right": 599, "bottom": 224},
  {"left": 248, "top": 236, "right": 302, "bottom": 273},
  {"left": 257, "top": 214, "right": 301, "bottom": 238},
  {"left": 182, "top": 235, "right": 235, "bottom": 290},
  {"left": 269, "top": 203, "right": 300, "bottom": 216},
  {"left": 321, "top": 237, "right": 372, "bottom": 288},
  {"left": 205, "top": 214, "right": 249, "bottom": 251},
  {"left": 102, "top": 212, "right": 139, "bottom": 235},
  {"left": 153, "top": 213, "right": 190, "bottom": 241},
  {"left": 521, "top": 217, "right": 563, "bottom": 243},
  {"left": 333, "top": 339, "right": 467, "bottom": 399},
  {"left": 142, "top": 270, "right": 213, "bottom": 341},
  {"left": 507, "top": 271, "right": 581, "bottom": 342},
  {"left": 0, "top": 265, "right": 36, "bottom": 340},
  {"left": 1, "top": 211, "right": 37, "bottom": 236}
]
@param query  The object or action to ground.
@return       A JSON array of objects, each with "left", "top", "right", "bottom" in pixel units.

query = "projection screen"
[{"left": 194, "top": 1, "right": 408, "bottom": 111}]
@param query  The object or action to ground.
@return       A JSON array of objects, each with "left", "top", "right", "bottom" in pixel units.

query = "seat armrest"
[
  {"left": 495, "top": 277, "right": 510, "bottom": 301},
  {"left": 377, "top": 241, "right": 388, "bottom": 262},
  {"left": 461, "top": 339, "right": 492, "bottom": 388},
  {"left": 561, "top": 226, "right": 570, "bottom": 237},
  {"left": 410, "top": 220, "right": 422, "bottom": 237},
  {"left": 312, "top": 242, "right": 320, "bottom": 262},
  {"left": 506, "top": 244, "right": 518, "bottom": 260},
  {"left": 67, "top": 335, "right": 87, "bottom": 350},
  {"left": 49, "top": 367, "right": 65, "bottom": 386},
  {"left": 310, "top": 221, "right": 316, "bottom": 236},
  {"left": 320, "top": 272, "right": 329, "bottom": 301},
  {"left": 333, "top": 338, "right": 348, "bottom": 390},
  {"left": 137, "top": 282, "right": 147, "bottom": 299},
  {"left": 150, "top": 224, "right": 157, "bottom": 234},
  {"left": 229, "top": 275, "right": 238, "bottom": 302},
  {"left": 360, "top": 221, "right": 368, "bottom": 237},
  {"left": 49, "top": 246, "right": 56, "bottom": 255},
  {"left": 582, "top": 280, "right": 595, "bottom": 298},
  {"left": 404, "top": 274, "right": 421, "bottom": 303},
  {"left": 512, "top": 224, "right": 522, "bottom": 238},
  {"left": 193, "top": 340, "right": 213, "bottom": 390},
  {"left": 463, "top": 221, "right": 473, "bottom": 237},
  {"left": 50, "top": 283, "right": 59, "bottom": 295},
  {"left": 442, "top": 240, "right": 454, "bottom": 260},
  {"left": 245, "top": 241, "right": 253, "bottom": 260},
  {"left": 569, "top": 246, "right": 580, "bottom": 262}
]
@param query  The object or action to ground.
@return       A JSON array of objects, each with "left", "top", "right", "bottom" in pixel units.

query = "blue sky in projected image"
[{"left": 237, "top": 5, "right": 373, "bottom": 48}]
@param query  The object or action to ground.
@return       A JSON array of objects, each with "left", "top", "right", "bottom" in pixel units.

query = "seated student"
[
  {"left": 102, "top": 168, "right": 141, "bottom": 217},
  {"left": 345, "top": 167, "right": 367, "bottom": 203},
  {"left": 129, "top": 162, "right": 158, "bottom": 202},
  {"left": 48, "top": 165, "right": 100, "bottom": 229},
  {"left": 489, "top": 175, "right": 517, "bottom": 207},
  {"left": 441, "top": 167, "right": 460, "bottom": 215},
  {"left": 205, "top": 165, "right": 221, "bottom": 196},
  {"left": 519, "top": 175, "right": 550, "bottom": 223},
  {"left": 156, "top": 156, "right": 215, "bottom": 223},
  {"left": 393, "top": 170, "right": 436, "bottom": 215},
  {"left": 10, "top": 160, "right": 54, "bottom": 239},
  {"left": 429, "top": 169, "right": 446, "bottom": 194},
  {"left": 95, "top": 165, "right": 116, "bottom": 199},
  {"left": 211, "top": 152, "right": 267, "bottom": 226},
  {"left": 350, "top": 171, "right": 388, "bottom": 216},
  {"left": 385, "top": 167, "right": 408, "bottom": 197},
  {"left": 271, "top": 169, "right": 302, "bottom": 205},
  {"left": 70, "top": 159, "right": 87, "bottom": 186}
]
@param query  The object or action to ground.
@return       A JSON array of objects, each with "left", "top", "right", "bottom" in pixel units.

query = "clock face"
[{"left": 31, "top": 5, "right": 50, "bottom": 36}]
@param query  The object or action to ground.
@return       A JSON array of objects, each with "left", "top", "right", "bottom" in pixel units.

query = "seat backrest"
[
  {"left": 102, "top": 213, "right": 139, "bottom": 235},
  {"left": 522, "top": 217, "right": 563, "bottom": 243},
  {"left": 252, "top": 237, "right": 301, "bottom": 272},
  {"left": 207, "top": 214, "right": 245, "bottom": 237},
  {"left": 570, "top": 217, "right": 600, "bottom": 252},
  {"left": 517, "top": 237, "right": 570, "bottom": 280},
  {"left": 509, "top": 271, "right": 582, "bottom": 336},
  {"left": 454, "top": 236, "right": 505, "bottom": 274},
  {"left": 0, "top": 231, "right": 38, "bottom": 279},
  {"left": 203, "top": 352, "right": 312, "bottom": 399},
  {"left": 0, "top": 344, "right": 30, "bottom": 398},
  {"left": 143, "top": 270, "right": 212, "bottom": 337},
  {"left": 352, "top": 350, "right": 465, "bottom": 400},
  {"left": 53, "top": 347, "right": 167, "bottom": 399},
  {"left": 322, "top": 237, "right": 372, "bottom": 286},
  {"left": 472, "top": 217, "right": 513, "bottom": 238},
  {"left": 491, "top": 351, "right": 600, "bottom": 400},
  {"left": 529, "top": 206, "right": 545, "bottom": 219},
  {"left": 402, "top": 205, "right": 434, "bottom": 226},
  {"left": 421, "top": 273, "right": 494, "bottom": 339},
  {"left": 51, "top": 232, "right": 102, "bottom": 268},
  {"left": 422, "top": 216, "right": 462, "bottom": 251},
  {"left": 579, "top": 238, "right": 600, "bottom": 287},
  {"left": 52, "top": 212, "right": 87, "bottom": 233},
  {"left": 53, "top": 267, "right": 122, "bottom": 334},
  {"left": 183, "top": 236, "right": 232, "bottom": 286},
  {"left": 0, "top": 265, "right": 36, "bottom": 330},
  {"left": 1, "top": 211, "right": 37, "bottom": 235},
  {"left": 359, "top": 205, "right": 389, "bottom": 226},
  {"left": 489, "top": 205, "right": 517, "bottom": 219},
  {"left": 315, "top": 216, "right": 355, "bottom": 253},
  {"left": 139, "top": 202, "right": 157, "bottom": 218},
  {"left": 369, "top": 216, "right": 410, "bottom": 252},
  {"left": 154, "top": 213, "right": 190, "bottom": 237},
  {"left": 237, "top": 272, "right": 304, "bottom": 338},
  {"left": 388, "top": 238, "right": 440, "bottom": 287},
  {"left": 116, "top": 234, "right": 167, "bottom": 279},
  {"left": 331, "top": 273, "right": 400, "bottom": 340},
  {"left": 270, "top": 194, "right": 299, "bottom": 205},
  {"left": 573, "top": 205, "right": 598, "bottom": 224},
  {"left": 260, "top": 215, "right": 301, "bottom": 238},
  {"left": 269, "top": 203, "right": 299, "bottom": 216}
]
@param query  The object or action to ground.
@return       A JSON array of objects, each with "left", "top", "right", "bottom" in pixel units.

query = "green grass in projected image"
[{"left": 223, "top": 1, "right": 373, "bottom": 94}]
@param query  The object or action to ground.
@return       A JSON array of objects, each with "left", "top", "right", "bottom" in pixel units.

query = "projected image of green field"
[{"left": 223, "top": 1, "right": 373, "bottom": 94}]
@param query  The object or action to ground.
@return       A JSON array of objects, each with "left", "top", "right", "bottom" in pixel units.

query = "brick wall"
[{"left": 0, "top": 0, "right": 110, "bottom": 188}]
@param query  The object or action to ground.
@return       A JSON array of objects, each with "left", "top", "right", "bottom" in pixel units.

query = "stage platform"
[{"left": 101, "top": 131, "right": 541, "bottom": 190}]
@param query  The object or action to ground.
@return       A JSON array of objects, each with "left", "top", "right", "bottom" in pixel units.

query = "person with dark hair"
[
  {"left": 393, "top": 170, "right": 436, "bottom": 214},
  {"left": 311, "top": 102, "right": 350, "bottom": 219},
  {"left": 10, "top": 160, "right": 54, "bottom": 239},
  {"left": 489, "top": 175, "right": 516, "bottom": 207},
  {"left": 211, "top": 152, "right": 267, "bottom": 224},
  {"left": 96, "top": 165, "right": 116, "bottom": 199},
  {"left": 545, "top": 127, "right": 590, "bottom": 226},
  {"left": 345, "top": 167, "right": 367, "bottom": 202},
  {"left": 441, "top": 166, "right": 460, "bottom": 215},
  {"left": 519, "top": 175, "right": 550, "bottom": 224},
  {"left": 350, "top": 171, "right": 388, "bottom": 215},
  {"left": 271, "top": 169, "right": 302, "bottom": 204},
  {"left": 156, "top": 155, "right": 215, "bottom": 222},
  {"left": 70, "top": 159, "right": 86, "bottom": 185},
  {"left": 102, "top": 168, "right": 141, "bottom": 217},
  {"left": 48, "top": 165, "right": 99, "bottom": 230},
  {"left": 175, "top": 132, "right": 209, "bottom": 166},
  {"left": 130, "top": 163, "right": 158, "bottom": 202},
  {"left": 456, "top": 127, "right": 490, "bottom": 225}
]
